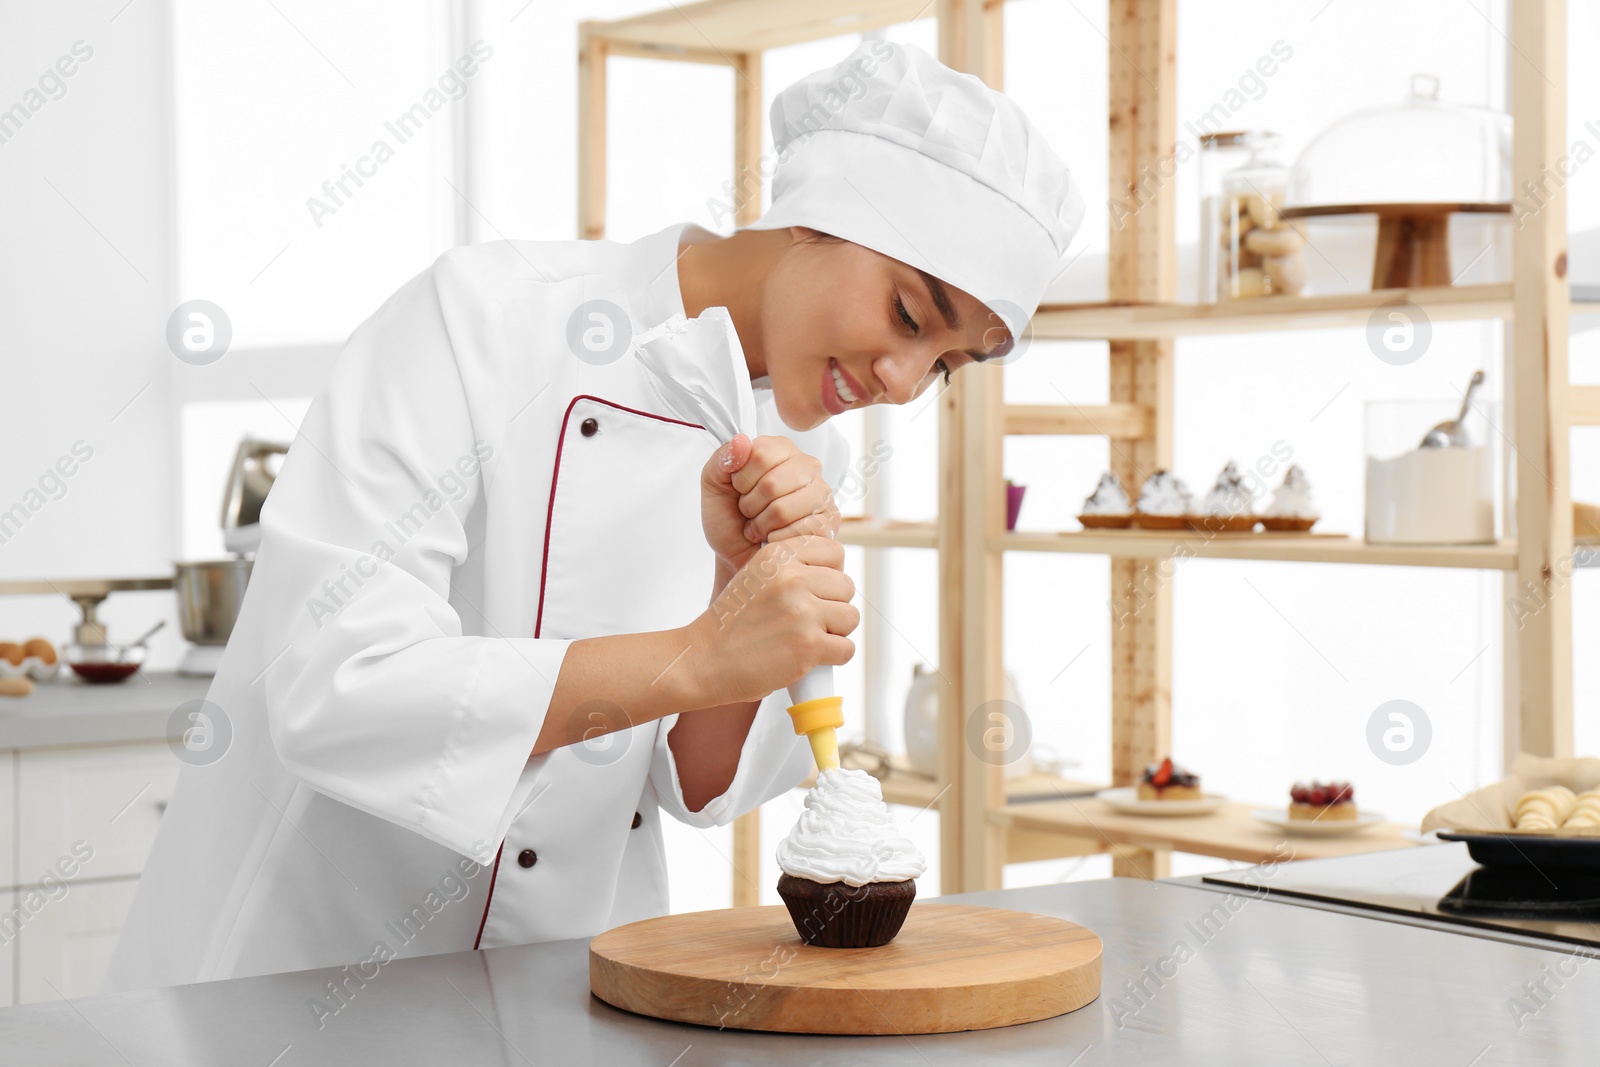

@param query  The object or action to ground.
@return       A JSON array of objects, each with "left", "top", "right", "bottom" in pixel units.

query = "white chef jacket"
[{"left": 104, "top": 221, "right": 848, "bottom": 992}]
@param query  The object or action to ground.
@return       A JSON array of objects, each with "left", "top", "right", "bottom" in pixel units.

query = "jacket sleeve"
[
  {"left": 255, "top": 264, "right": 570, "bottom": 860},
  {"left": 649, "top": 694, "right": 813, "bottom": 827}
]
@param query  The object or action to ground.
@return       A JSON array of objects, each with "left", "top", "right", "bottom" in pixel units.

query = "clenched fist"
[
  {"left": 682, "top": 535, "right": 859, "bottom": 707},
  {"left": 700, "top": 434, "right": 842, "bottom": 572}
]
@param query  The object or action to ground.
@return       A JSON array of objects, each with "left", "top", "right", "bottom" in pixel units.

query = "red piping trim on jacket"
[
  {"left": 472, "top": 394, "right": 705, "bottom": 951},
  {"left": 472, "top": 843, "right": 503, "bottom": 950}
]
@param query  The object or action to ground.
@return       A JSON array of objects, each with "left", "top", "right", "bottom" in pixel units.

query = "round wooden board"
[{"left": 589, "top": 903, "right": 1101, "bottom": 1035}]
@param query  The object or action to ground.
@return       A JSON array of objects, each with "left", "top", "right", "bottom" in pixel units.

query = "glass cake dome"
[{"left": 1287, "top": 74, "right": 1512, "bottom": 207}]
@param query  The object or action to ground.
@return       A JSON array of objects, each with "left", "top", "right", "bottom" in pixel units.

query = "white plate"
[
  {"left": 1251, "top": 809, "right": 1386, "bottom": 836},
  {"left": 1098, "top": 787, "right": 1227, "bottom": 817}
]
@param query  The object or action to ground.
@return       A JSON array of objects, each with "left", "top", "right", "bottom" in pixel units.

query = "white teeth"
[{"left": 831, "top": 363, "right": 858, "bottom": 404}]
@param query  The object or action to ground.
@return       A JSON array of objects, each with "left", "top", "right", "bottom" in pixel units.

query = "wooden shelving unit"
[{"left": 579, "top": 0, "right": 1580, "bottom": 898}]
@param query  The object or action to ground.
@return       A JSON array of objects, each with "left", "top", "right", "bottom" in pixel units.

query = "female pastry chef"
[{"left": 106, "top": 40, "right": 1081, "bottom": 991}]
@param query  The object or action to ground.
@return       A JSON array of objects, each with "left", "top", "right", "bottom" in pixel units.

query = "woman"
[{"left": 106, "top": 39, "right": 1081, "bottom": 991}]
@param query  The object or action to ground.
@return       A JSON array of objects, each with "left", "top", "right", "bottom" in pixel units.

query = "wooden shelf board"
[
  {"left": 993, "top": 797, "right": 1420, "bottom": 866},
  {"left": 588, "top": 0, "right": 933, "bottom": 54},
  {"left": 1032, "top": 284, "right": 1513, "bottom": 340},
  {"left": 1004, "top": 402, "right": 1152, "bottom": 438},
  {"left": 838, "top": 517, "right": 938, "bottom": 549},
  {"left": 996, "top": 529, "right": 1519, "bottom": 570}
]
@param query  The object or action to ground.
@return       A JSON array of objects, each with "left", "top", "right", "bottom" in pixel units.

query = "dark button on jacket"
[
  {"left": 517, "top": 849, "right": 538, "bottom": 869},
  {"left": 580, "top": 418, "right": 599, "bottom": 437}
]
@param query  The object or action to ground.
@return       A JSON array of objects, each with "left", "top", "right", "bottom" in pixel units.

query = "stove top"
[{"left": 1201, "top": 841, "right": 1600, "bottom": 950}]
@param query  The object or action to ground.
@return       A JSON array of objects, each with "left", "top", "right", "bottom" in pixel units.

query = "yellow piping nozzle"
[{"left": 786, "top": 694, "right": 843, "bottom": 772}]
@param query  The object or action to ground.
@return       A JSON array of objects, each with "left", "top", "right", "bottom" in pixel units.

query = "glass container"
[
  {"left": 1365, "top": 398, "right": 1500, "bottom": 545},
  {"left": 1289, "top": 74, "right": 1510, "bottom": 206},
  {"left": 1213, "top": 132, "right": 1301, "bottom": 301},
  {"left": 1198, "top": 131, "right": 1253, "bottom": 303}
]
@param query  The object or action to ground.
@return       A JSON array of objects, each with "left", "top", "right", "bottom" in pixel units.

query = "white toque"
[{"left": 747, "top": 40, "right": 1085, "bottom": 340}]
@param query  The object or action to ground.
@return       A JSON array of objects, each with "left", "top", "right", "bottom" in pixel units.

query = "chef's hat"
[{"left": 746, "top": 40, "right": 1084, "bottom": 341}]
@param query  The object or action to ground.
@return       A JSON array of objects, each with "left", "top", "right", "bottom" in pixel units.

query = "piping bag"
[{"left": 633, "top": 308, "right": 843, "bottom": 772}]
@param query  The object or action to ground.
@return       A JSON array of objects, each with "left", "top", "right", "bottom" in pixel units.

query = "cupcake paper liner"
[
  {"left": 1131, "top": 513, "right": 1188, "bottom": 530},
  {"left": 1190, "top": 514, "right": 1258, "bottom": 533},
  {"left": 776, "top": 873, "right": 916, "bottom": 948},
  {"left": 1077, "top": 513, "right": 1133, "bottom": 529}
]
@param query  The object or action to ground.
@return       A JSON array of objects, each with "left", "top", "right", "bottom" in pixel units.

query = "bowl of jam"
[{"left": 63, "top": 642, "right": 146, "bottom": 684}]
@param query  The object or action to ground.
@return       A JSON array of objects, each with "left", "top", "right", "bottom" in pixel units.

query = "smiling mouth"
[{"left": 830, "top": 360, "right": 860, "bottom": 405}]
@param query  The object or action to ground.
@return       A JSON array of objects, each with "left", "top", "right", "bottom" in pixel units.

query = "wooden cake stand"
[
  {"left": 1280, "top": 201, "right": 1510, "bottom": 289},
  {"left": 589, "top": 903, "right": 1102, "bottom": 1035}
]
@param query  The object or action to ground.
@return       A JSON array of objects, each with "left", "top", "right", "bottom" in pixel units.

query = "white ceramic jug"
[{"left": 903, "top": 664, "right": 1030, "bottom": 779}]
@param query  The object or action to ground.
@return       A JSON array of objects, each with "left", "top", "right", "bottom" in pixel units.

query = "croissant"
[
  {"left": 1514, "top": 786, "right": 1578, "bottom": 831},
  {"left": 1561, "top": 790, "right": 1600, "bottom": 829}
]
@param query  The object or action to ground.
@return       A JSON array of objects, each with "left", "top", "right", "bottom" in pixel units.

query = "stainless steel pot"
[{"left": 174, "top": 560, "right": 253, "bottom": 645}]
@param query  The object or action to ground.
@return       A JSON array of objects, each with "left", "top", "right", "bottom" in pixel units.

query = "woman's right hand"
[{"left": 681, "top": 534, "right": 859, "bottom": 707}]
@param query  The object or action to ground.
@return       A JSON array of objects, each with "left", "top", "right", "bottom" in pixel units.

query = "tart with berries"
[
  {"left": 1138, "top": 757, "right": 1202, "bottom": 802},
  {"left": 1289, "top": 780, "right": 1356, "bottom": 821}
]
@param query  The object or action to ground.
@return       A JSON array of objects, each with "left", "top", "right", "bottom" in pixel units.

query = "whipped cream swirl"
[
  {"left": 1266, "top": 464, "right": 1318, "bottom": 518},
  {"left": 1200, "top": 461, "right": 1255, "bottom": 517},
  {"left": 1136, "top": 470, "right": 1194, "bottom": 516},
  {"left": 1081, "top": 472, "right": 1132, "bottom": 515},
  {"left": 776, "top": 768, "right": 927, "bottom": 886}
]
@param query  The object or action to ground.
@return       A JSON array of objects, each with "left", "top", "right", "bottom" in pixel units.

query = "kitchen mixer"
[{"left": 176, "top": 438, "right": 286, "bottom": 675}]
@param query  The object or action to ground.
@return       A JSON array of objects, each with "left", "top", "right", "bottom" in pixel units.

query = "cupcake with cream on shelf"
[
  {"left": 1193, "top": 461, "right": 1258, "bottom": 533},
  {"left": 1260, "top": 464, "right": 1319, "bottom": 531},
  {"left": 775, "top": 768, "right": 926, "bottom": 948},
  {"left": 1132, "top": 470, "right": 1195, "bottom": 530},
  {"left": 1078, "top": 472, "right": 1134, "bottom": 529}
]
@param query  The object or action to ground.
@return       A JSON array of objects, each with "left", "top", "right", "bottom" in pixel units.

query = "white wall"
[{"left": 0, "top": 1, "right": 182, "bottom": 668}]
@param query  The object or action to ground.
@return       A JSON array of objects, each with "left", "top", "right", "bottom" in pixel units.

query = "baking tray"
[{"left": 1436, "top": 830, "right": 1600, "bottom": 874}]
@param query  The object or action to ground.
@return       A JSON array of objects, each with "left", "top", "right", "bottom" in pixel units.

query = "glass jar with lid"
[{"left": 1212, "top": 132, "right": 1303, "bottom": 301}]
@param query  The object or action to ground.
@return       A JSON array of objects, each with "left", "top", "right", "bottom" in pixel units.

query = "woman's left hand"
[{"left": 701, "top": 434, "right": 842, "bottom": 572}]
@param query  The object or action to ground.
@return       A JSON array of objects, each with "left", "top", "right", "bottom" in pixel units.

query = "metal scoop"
[
  {"left": 1420, "top": 370, "right": 1485, "bottom": 449},
  {"left": 116, "top": 620, "right": 167, "bottom": 661}
]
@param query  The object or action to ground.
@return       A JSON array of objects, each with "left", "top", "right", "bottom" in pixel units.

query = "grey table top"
[
  {"left": 0, "top": 670, "right": 208, "bottom": 750},
  {"left": 2, "top": 875, "right": 1594, "bottom": 1065}
]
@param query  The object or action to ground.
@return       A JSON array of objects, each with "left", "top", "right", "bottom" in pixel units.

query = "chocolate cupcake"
[{"left": 774, "top": 768, "right": 926, "bottom": 949}]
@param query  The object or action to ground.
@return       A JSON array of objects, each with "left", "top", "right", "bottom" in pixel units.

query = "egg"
[{"left": 23, "top": 637, "right": 57, "bottom": 665}]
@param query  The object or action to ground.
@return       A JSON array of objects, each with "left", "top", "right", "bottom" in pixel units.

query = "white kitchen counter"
[{"left": 0, "top": 670, "right": 211, "bottom": 750}]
